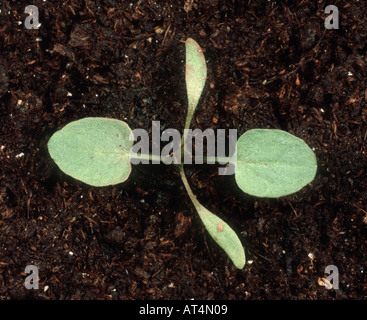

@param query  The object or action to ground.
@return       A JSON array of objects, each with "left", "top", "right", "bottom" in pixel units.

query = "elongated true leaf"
[
  {"left": 235, "top": 129, "right": 317, "bottom": 198},
  {"left": 194, "top": 203, "right": 246, "bottom": 269},
  {"left": 185, "top": 38, "right": 207, "bottom": 130},
  {"left": 48, "top": 117, "right": 133, "bottom": 187},
  {"left": 179, "top": 165, "right": 246, "bottom": 269}
]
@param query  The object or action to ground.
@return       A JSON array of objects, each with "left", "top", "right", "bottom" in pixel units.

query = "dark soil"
[{"left": 1, "top": 0, "right": 366, "bottom": 300}]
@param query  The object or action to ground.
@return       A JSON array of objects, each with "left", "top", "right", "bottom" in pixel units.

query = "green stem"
[
  {"left": 130, "top": 153, "right": 234, "bottom": 165},
  {"left": 202, "top": 155, "right": 234, "bottom": 164},
  {"left": 129, "top": 153, "right": 166, "bottom": 163},
  {"left": 178, "top": 164, "right": 200, "bottom": 208}
]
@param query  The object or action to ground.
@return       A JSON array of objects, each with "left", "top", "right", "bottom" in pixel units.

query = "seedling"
[{"left": 48, "top": 38, "right": 317, "bottom": 269}]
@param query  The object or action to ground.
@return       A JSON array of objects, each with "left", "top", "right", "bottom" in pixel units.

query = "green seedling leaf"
[
  {"left": 195, "top": 203, "right": 246, "bottom": 269},
  {"left": 48, "top": 117, "right": 133, "bottom": 187},
  {"left": 179, "top": 165, "right": 246, "bottom": 269},
  {"left": 235, "top": 129, "right": 317, "bottom": 198},
  {"left": 184, "top": 38, "right": 207, "bottom": 130}
]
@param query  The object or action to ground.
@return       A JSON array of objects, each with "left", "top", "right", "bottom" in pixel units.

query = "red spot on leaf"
[{"left": 217, "top": 221, "right": 223, "bottom": 232}]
